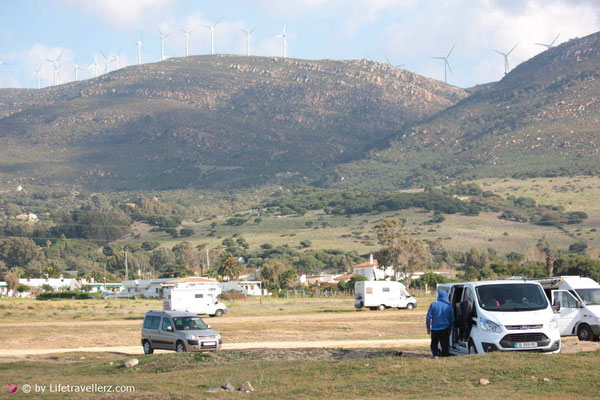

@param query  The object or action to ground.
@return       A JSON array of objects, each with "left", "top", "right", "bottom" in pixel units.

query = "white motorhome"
[
  {"left": 163, "top": 283, "right": 227, "bottom": 318},
  {"left": 354, "top": 281, "right": 417, "bottom": 311},
  {"left": 535, "top": 276, "right": 600, "bottom": 341},
  {"left": 437, "top": 280, "right": 561, "bottom": 354}
]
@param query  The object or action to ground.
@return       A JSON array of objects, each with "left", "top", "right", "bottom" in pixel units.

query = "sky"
[{"left": 0, "top": 0, "right": 599, "bottom": 89}]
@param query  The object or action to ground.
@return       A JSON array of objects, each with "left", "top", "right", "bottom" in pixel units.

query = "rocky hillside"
[
  {"left": 334, "top": 31, "right": 600, "bottom": 189},
  {"left": 0, "top": 55, "right": 466, "bottom": 190}
]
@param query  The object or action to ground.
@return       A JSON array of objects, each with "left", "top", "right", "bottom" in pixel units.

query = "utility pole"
[
  {"left": 206, "top": 248, "right": 210, "bottom": 271},
  {"left": 124, "top": 250, "right": 128, "bottom": 280}
]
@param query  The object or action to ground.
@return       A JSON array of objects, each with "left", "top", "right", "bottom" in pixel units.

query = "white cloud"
[
  {"left": 383, "top": 0, "right": 600, "bottom": 85},
  {"left": 59, "top": 0, "right": 173, "bottom": 30}
]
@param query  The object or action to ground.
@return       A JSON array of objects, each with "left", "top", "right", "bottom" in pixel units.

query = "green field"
[{"left": 121, "top": 176, "right": 600, "bottom": 257}]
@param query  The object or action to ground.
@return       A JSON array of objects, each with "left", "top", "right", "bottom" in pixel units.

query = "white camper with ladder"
[{"left": 162, "top": 277, "right": 227, "bottom": 318}]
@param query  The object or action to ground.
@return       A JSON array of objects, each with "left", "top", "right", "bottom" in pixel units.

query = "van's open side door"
[{"left": 551, "top": 290, "right": 581, "bottom": 336}]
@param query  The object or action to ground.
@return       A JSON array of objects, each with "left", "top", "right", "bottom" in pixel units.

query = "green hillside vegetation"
[
  {"left": 335, "top": 31, "right": 600, "bottom": 189},
  {"left": 0, "top": 55, "right": 465, "bottom": 191}
]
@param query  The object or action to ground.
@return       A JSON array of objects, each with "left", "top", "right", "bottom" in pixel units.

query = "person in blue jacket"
[{"left": 426, "top": 290, "right": 454, "bottom": 357}]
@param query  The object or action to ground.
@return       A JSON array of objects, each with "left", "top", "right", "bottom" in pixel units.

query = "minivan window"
[
  {"left": 173, "top": 316, "right": 208, "bottom": 331},
  {"left": 161, "top": 317, "right": 172, "bottom": 331},
  {"left": 575, "top": 289, "right": 600, "bottom": 305},
  {"left": 143, "top": 315, "right": 161, "bottom": 330},
  {"left": 476, "top": 284, "right": 548, "bottom": 311}
]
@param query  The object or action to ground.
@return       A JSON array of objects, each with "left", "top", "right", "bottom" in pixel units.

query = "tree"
[
  {"left": 179, "top": 228, "right": 194, "bottom": 237},
  {"left": 374, "top": 219, "right": 432, "bottom": 287},
  {"left": 150, "top": 248, "right": 176, "bottom": 271},
  {"left": 218, "top": 253, "right": 244, "bottom": 281},
  {"left": 3, "top": 268, "right": 22, "bottom": 296},
  {"left": 0, "top": 237, "right": 42, "bottom": 269},
  {"left": 259, "top": 261, "right": 291, "bottom": 290},
  {"left": 279, "top": 269, "right": 298, "bottom": 290}
]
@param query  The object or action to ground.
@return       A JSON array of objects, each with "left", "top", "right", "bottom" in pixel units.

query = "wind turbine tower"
[
  {"left": 182, "top": 28, "right": 194, "bottom": 57},
  {"left": 88, "top": 54, "right": 100, "bottom": 77},
  {"left": 432, "top": 44, "right": 454, "bottom": 84},
  {"left": 205, "top": 21, "right": 219, "bottom": 55},
  {"left": 34, "top": 68, "right": 41, "bottom": 89},
  {"left": 493, "top": 43, "right": 517, "bottom": 75},
  {"left": 74, "top": 60, "right": 83, "bottom": 81},
  {"left": 157, "top": 28, "right": 170, "bottom": 61},
  {"left": 276, "top": 24, "right": 288, "bottom": 58},
  {"left": 111, "top": 49, "right": 122, "bottom": 70},
  {"left": 101, "top": 52, "right": 110, "bottom": 73},
  {"left": 535, "top": 33, "right": 561, "bottom": 50},
  {"left": 241, "top": 27, "right": 256, "bottom": 56},
  {"left": 135, "top": 35, "right": 143, "bottom": 64}
]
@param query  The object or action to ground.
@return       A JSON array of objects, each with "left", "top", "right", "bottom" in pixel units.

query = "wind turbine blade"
[
  {"left": 551, "top": 33, "right": 561, "bottom": 46},
  {"left": 446, "top": 44, "right": 455, "bottom": 58},
  {"left": 250, "top": 27, "right": 256, "bottom": 34},
  {"left": 282, "top": 24, "right": 286, "bottom": 34},
  {"left": 276, "top": 34, "right": 283, "bottom": 38},
  {"left": 432, "top": 56, "right": 444, "bottom": 59},
  {"left": 385, "top": 55, "right": 391, "bottom": 65},
  {"left": 507, "top": 44, "right": 518, "bottom": 55},
  {"left": 534, "top": 43, "right": 548, "bottom": 47},
  {"left": 492, "top": 49, "right": 505, "bottom": 56},
  {"left": 445, "top": 60, "right": 453, "bottom": 74},
  {"left": 57, "top": 51, "right": 64, "bottom": 61},
  {"left": 157, "top": 28, "right": 163, "bottom": 35},
  {"left": 242, "top": 29, "right": 248, "bottom": 35}
]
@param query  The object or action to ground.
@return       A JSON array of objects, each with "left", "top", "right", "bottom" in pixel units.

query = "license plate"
[
  {"left": 514, "top": 342, "right": 537, "bottom": 348},
  {"left": 202, "top": 341, "right": 216, "bottom": 346}
]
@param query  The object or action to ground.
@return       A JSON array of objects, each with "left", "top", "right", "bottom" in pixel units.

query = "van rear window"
[
  {"left": 366, "top": 288, "right": 373, "bottom": 294},
  {"left": 143, "top": 315, "right": 161, "bottom": 330}
]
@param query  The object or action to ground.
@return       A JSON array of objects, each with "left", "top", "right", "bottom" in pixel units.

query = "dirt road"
[
  {"left": 0, "top": 338, "right": 431, "bottom": 357},
  {"left": 2, "top": 309, "right": 427, "bottom": 328}
]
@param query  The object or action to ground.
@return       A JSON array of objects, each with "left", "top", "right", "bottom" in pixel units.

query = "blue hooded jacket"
[{"left": 426, "top": 290, "right": 454, "bottom": 331}]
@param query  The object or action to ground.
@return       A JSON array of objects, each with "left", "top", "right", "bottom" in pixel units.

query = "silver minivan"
[{"left": 141, "top": 310, "right": 222, "bottom": 354}]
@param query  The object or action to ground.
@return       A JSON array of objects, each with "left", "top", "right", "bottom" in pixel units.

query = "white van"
[
  {"left": 163, "top": 286, "right": 227, "bottom": 317},
  {"left": 437, "top": 280, "right": 561, "bottom": 354},
  {"left": 535, "top": 276, "right": 600, "bottom": 341},
  {"left": 354, "top": 281, "right": 417, "bottom": 311}
]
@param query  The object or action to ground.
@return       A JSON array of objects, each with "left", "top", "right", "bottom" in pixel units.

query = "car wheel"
[
  {"left": 406, "top": 303, "right": 415, "bottom": 311},
  {"left": 578, "top": 324, "right": 594, "bottom": 341},
  {"left": 143, "top": 340, "right": 154, "bottom": 355},
  {"left": 215, "top": 309, "right": 224, "bottom": 317},
  {"left": 176, "top": 341, "right": 186, "bottom": 353},
  {"left": 468, "top": 340, "right": 478, "bottom": 355},
  {"left": 378, "top": 304, "right": 386, "bottom": 311}
]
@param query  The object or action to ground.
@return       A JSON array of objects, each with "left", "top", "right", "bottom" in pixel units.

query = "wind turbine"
[
  {"left": 275, "top": 24, "right": 288, "bottom": 58},
  {"left": 204, "top": 21, "right": 220, "bottom": 55},
  {"left": 135, "top": 34, "right": 143, "bottom": 64},
  {"left": 34, "top": 68, "right": 41, "bottom": 89},
  {"left": 74, "top": 59, "right": 83, "bottom": 81},
  {"left": 493, "top": 43, "right": 517, "bottom": 75},
  {"left": 432, "top": 44, "right": 454, "bottom": 84},
  {"left": 0, "top": 61, "right": 10, "bottom": 66},
  {"left": 110, "top": 49, "right": 122, "bottom": 70},
  {"left": 100, "top": 52, "right": 111, "bottom": 73},
  {"left": 182, "top": 28, "right": 194, "bottom": 57},
  {"left": 241, "top": 27, "right": 256, "bottom": 56},
  {"left": 535, "top": 33, "right": 561, "bottom": 50},
  {"left": 157, "top": 28, "right": 170, "bottom": 61},
  {"left": 88, "top": 54, "right": 101, "bottom": 77},
  {"left": 46, "top": 52, "right": 63, "bottom": 86},
  {"left": 384, "top": 55, "right": 405, "bottom": 68}
]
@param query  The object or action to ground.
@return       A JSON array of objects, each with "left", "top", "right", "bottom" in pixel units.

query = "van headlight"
[
  {"left": 549, "top": 317, "right": 559, "bottom": 330},
  {"left": 185, "top": 334, "right": 197, "bottom": 340},
  {"left": 480, "top": 318, "right": 502, "bottom": 333}
]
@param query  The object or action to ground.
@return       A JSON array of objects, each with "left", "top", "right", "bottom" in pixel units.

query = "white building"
[
  {"left": 352, "top": 254, "right": 397, "bottom": 281},
  {"left": 120, "top": 278, "right": 174, "bottom": 298},
  {"left": 219, "top": 280, "right": 264, "bottom": 296},
  {"left": 0, "top": 276, "right": 121, "bottom": 297}
]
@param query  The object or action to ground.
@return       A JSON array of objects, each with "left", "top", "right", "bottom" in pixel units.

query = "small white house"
[
  {"left": 353, "top": 255, "right": 397, "bottom": 281},
  {"left": 219, "top": 280, "right": 264, "bottom": 296}
]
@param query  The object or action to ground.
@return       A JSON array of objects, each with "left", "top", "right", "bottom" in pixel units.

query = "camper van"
[
  {"left": 437, "top": 280, "right": 561, "bottom": 354},
  {"left": 163, "top": 285, "right": 227, "bottom": 317},
  {"left": 354, "top": 281, "right": 417, "bottom": 310},
  {"left": 535, "top": 276, "right": 600, "bottom": 341}
]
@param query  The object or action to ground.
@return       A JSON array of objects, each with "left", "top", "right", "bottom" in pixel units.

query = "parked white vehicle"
[
  {"left": 437, "top": 280, "right": 561, "bottom": 354},
  {"left": 163, "top": 286, "right": 227, "bottom": 317},
  {"left": 354, "top": 281, "right": 417, "bottom": 311},
  {"left": 535, "top": 276, "right": 600, "bottom": 341}
]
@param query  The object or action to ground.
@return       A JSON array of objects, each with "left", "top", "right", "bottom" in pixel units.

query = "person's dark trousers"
[{"left": 430, "top": 328, "right": 450, "bottom": 357}]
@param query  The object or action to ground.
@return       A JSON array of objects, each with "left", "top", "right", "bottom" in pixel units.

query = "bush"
[
  {"left": 37, "top": 291, "right": 98, "bottom": 300},
  {"left": 180, "top": 228, "right": 194, "bottom": 237}
]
